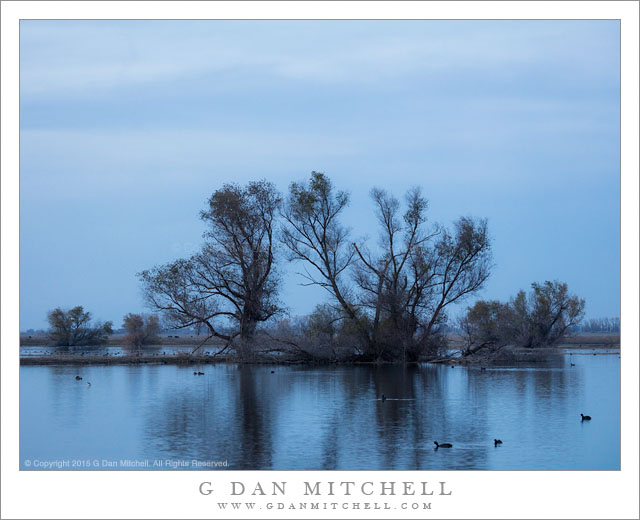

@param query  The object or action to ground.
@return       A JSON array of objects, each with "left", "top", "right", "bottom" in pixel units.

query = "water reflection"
[{"left": 20, "top": 354, "right": 620, "bottom": 470}]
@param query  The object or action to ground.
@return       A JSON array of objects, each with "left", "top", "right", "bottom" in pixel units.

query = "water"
[
  {"left": 20, "top": 351, "right": 620, "bottom": 470},
  {"left": 20, "top": 345, "right": 208, "bottom": 357}
]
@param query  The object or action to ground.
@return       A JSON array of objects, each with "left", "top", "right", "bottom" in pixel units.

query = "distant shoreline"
[
  {"left": 19, "top": 332, "right": 620, "bottom": 348},
  {"left": 19, "top": 333, "right": 620, "bottom": 366}
]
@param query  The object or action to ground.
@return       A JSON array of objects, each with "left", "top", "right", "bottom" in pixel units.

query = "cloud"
[
  {"left": 20, "top": 20, "right": 618, "bottom": 97},
  {"left": 19, "top": 127, "right": 364, "bottom": 199}
]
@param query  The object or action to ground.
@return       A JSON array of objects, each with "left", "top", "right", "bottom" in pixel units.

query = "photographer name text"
[{"left": 199, "top": 480, "right": 452, "bottom": 497}]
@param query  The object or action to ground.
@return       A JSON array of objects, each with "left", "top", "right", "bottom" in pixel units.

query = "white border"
[{"left": 2, "top": 2, "right": 638, "bottom": 519}]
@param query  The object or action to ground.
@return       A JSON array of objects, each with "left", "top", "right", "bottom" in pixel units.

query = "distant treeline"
[{"left": 573, "top": 317, "right": 620, "bottom": 334}]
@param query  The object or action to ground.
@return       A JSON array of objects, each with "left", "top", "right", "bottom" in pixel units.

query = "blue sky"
[{"left": 19, "top": 20, "right": 620, "bottom": 330}]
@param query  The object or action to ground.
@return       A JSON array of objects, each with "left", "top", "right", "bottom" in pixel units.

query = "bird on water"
[
  {"left": 494, "top": 439, "right": 503, "bottom": 446},
  {"left": 381, "top": 394, "right": 387, "bottom": 402},
  {"left": 75, "top": 376, "right": 82, "bottom": 381},
  {"left": 581, "top": 413, "right": 591, "bottom": 421},
  {"left": 434, "top": 441, "right": 453, "bottom": 448}
]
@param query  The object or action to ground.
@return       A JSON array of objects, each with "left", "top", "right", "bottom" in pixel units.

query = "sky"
[{"left": 19, "top": 20, "right": 620, "bottom": 330}]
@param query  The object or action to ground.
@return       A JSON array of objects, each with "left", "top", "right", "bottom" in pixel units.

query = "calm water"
[{"left": 20, "top": 351, "right": 620, "bottom": 470}]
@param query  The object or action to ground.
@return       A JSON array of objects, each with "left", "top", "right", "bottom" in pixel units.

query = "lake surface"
[{"left": 20, "top": 351, "right": 620, "bottom": 470}]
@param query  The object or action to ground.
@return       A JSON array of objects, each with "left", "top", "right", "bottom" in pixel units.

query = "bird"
[
  {"left": 581, "top": 413, "right": 591, "bottom": 421},
  {"left": 193, "top": 372, "right": 198, "bottom": 375},
  {"left": 75, "top": 376, "right": 82, "bottom": 381},
  {"left": 87, "top": 382, "right": 91, "bottom": 387},
  {"left": 434, "top": 441, "right": 453, "bottom": 448},
  {"left": 381, "top": 394, "right": 387, "bottom": 402},
  {"left": 271, "top": 370, "right": 275, "bottom": 373},
  {"left": 494, "top": 439, "right": 503, "bottom": 446},
  {"left": 197, "top": 371, "right": 204, "bottom": 375},
  {"left": 570, "top": 363, "right": 576, "bottom": 366}
]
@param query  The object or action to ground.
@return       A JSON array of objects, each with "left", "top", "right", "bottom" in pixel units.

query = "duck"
[
  {"left": 570, "top": 363, "right": 576, "bottom": 366},
  {"left": 75, "top": 376, "right": 82, "bottom": 381},
  {"left": 87, "top": 382, "right": 91, "bottom": 387},
  {"left": 494, "top": 439, "right": 502, "bottom": 446},
  {"left": 434, "top": 441, "right": 453, "bottom": 448},
  {"left": 381, "top": 394, "right": 387, "bottom": 402},
  {"left": 581, "top": 413, "right": 591, "bottom": 421},
  {"left": 197, "top": 371, "right": 205, "bottom": 375}
]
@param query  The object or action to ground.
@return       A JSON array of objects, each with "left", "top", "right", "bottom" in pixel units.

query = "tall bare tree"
[
  {"left": 282, "top": 174, "right": 492, "bottom": 361},
  {"left": 139, "top": 180, "right": 282, "bottom": 354},
  {"left": 281, "top": 172, "right": 360, "bottom": 322},
  {"left": 354, "top": 188, "right": 492, "bottom": 360}
]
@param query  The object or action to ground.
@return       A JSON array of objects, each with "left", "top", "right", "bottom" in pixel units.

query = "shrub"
[
  {"left": 122, "top": 313, "right": 162, "bottom": 348},
  {"left": 461, "top": 280, "right": 585, "bottom": 353},
  {"left": 47, "top": 306, "right": 113, "bottom": 346}
]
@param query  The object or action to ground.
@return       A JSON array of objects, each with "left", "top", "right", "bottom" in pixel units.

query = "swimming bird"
[
  {"left": 193, "top": 372, "right": 197, "bottom": 375},
  {"left": 197, "top": 371, "right": 204, "bottom": 375},
  {"left": 381, "top": 394, "right": 387, "bottom": 402},
  {"left": 581, "top": 413, "right": 591, "bottom": 421},
  {"left": 87, "top": 382, "right": 91, "bottom": 387},
  {"left": 271, "top": 370, "right": 275, "bottom": 373},
  {"left": 494, "top": 439, "right": 502, "bottom": 446},
  {"left": 570, "top": 363, "right": 576, "bottom": 366},
  {"left": 75, "top": 376, "right": 82, "bottom": 380},
  {"left": 434, "top": 441, "right": 453, "bottom": 448}
]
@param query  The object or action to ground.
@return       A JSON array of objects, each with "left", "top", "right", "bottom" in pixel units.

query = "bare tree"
[
  {"left": 139, "top": 180, "right": 282, "bottom": 356},
  {"left": 281, "top": 172, "right": 363, "bottom": 334},
  {"left": 353, "top": 187, "right": 435, "bottom": 359},
  {"left": 47, "top": 306, "right": 113, "bottom": 346},
  {"left": 421, "top": 216, "right": 492, "bottom": 348},
  {"left": 353, "top": 188, "right": 492, "bottom": 360},
  {"left": 282, "top": 175, "right": 492, "bottom": 361}
]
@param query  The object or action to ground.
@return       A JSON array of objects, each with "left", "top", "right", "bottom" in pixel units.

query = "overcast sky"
[{"left": 20, "top": 20, "right": 620, "bottom": 330}]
